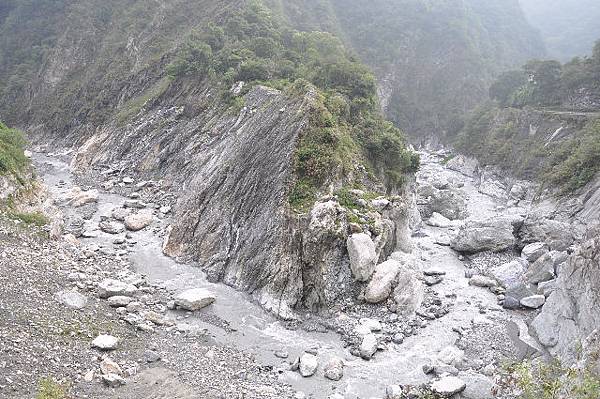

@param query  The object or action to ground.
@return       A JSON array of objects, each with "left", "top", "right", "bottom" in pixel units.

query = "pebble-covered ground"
[{"left": 0, "top": 217, "right": 295, "bottom": 399}]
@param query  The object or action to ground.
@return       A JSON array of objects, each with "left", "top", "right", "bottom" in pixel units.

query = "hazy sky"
[{"left": 519, "top": 0, "right": 600, "bottom": 60}]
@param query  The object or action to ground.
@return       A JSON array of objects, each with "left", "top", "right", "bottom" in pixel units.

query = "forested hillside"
[
  {"left": 273, "top": 0, "right": 546, "bottom": 141},
  {"left": 0, "top": 1, "right": 421, "bottom": 317},
  {"left": 0, "top": 0, "right": 546, "bottom": 146},
  {"left": 520, "top": 0, "right": 600, "bottom": 61},
  {"left": 456, "top": 40, "right": 600, "bottom": 192}
]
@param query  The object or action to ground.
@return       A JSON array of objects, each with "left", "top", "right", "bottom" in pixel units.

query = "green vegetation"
[
  {"left": 490, "top": 40, "right": 600, "bottom": 108},
  {"left": 545, "top": 118, "right": 600, "bottom": 192},
  {"left": 497, "top": 360, "right": 600, "bottom": 399},
  {"left": 36, "top": 378, "right": 67, "bottom": 399},
  {"left": 116, "top": 77, "right": 171, "bottom": 125},
  {"left": 0, "top": 121, "right": 27, "bottom": 178},
  {"left": 0, "top": 0, "right": 549, "bottom": 151},
  {"left": 9, "top": 211, "right": 49, "bottom": 227},
  {"left": 455, "top": 106, "right": 544, "bottom": 177},
  {"left": 320, "top": 0, "right": 545, "bottom": 138},
  {"left": 0, "top": 0, "right": 68, "bottom": 107},
  {"left": 0, "top": 121, "right": 49, "bottom": 226},
  {"left": 456, "top": 105, "right": 600, "bottom": 192},
  {"left": 458, "top": 39, "right": 600, "bottom": 193},
  {"left": 166, "top": 1, "right": 418, "bottom": 211}
]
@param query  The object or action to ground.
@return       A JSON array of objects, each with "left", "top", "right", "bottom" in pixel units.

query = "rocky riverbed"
[{"left": 1, "top": 148, "right": 584, "bottom": 399}]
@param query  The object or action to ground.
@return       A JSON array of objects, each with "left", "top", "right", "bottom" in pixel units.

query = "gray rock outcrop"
[
  {"left": 519, "top": 214, "right": 575, "bottom": 251},
  {"left": 532, "top": 228, "right": 600, "bottom": 362},
  {"left": 347, "top": 233, "right": 378, "bottom": 282},
  {"left": 418, "top": 182, "right": 467, "bottom": 220},
  {"left": 365, "top": 259, "right": 401, "bottom": 303},
  {"left": 451, "top": 215, "right": 523, "bottom": 253}
]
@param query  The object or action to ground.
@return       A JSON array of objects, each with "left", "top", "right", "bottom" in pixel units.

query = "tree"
[
  {"left": 524, "top": 60, "right": 563, "bottom": 105},
  {"left": 236, "top": 59, "right": 270, "bottom": 81},
  {"left": 489, "top": 70, "right": 528, "bottom": 106},
  {"left": 167, "top": 41, "right": 213, "bottom": 78}
]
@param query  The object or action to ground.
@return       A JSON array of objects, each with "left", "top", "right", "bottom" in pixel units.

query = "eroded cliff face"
[
  {"left": 532, "top": 227, "right": 600, "bottom": 363},
  {"left": 0, "top": 0, "right": 423, "bottom": 318},
  {"left": 66, "top": 81, "right": 414, "bottom": 318}
]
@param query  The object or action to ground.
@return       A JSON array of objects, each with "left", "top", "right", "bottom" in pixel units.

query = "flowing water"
[{"left": 34, "top": 150, "right": 539, "bottom": 398}]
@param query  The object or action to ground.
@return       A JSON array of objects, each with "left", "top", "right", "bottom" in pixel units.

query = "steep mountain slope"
[
  {"left": 1, "top": 1, "right": 546, "bottom": 145},
  {"left": 0, "top": 1, "right": 418, "bottom": 317},
  {"left": 520, "top": 0, "right": 600, "bottom": 61},
  {"left": 273, "top": 0, "right": 546, "bottom": 141},
  {"left": 456, "top": 42, "right": 600, "bottom": 192},
  {"left": 453, "top": 41, "right": 600, "bottom": 368}
]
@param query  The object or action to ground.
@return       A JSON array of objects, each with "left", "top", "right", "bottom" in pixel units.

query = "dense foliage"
[
  {"left": 166, "top": 1, "right": 419, "bottom": 209},
  {"left": 0, "top": 121, "right": 27, "bottom": 177},
  {"left": 456, "top": 105, "right": 600, "bottom": 193},
  {"left": 459, "top": 39, "right": 600, "bottom": 193},
  {"left": 490, "top": 41, "right": 600, "bottom": 108},
  {"left": 316, "top": 0, "right": 546, "bottom": 140},
  {"left": 496, "top": 360, "right": 600, "bottom": 399},
  {"left": 0, "top": 0, "right": 547, "bottom": 148},
  {"left": 0, "top": 0, "right": 67, "bottom": 104},
  {"left": 545, "top": 118, "right": 600, "bottom": 192}
]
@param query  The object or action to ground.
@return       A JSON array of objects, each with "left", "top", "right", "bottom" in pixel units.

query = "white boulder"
[
  {"left": 347, "top": 233, "right": 378, "bottom": 281},
  {"left": 174, "top": 288, "right": 216, "bottom": 311},
  {"left": 365, "top": 260, "right": 401, "bottom": 303}
]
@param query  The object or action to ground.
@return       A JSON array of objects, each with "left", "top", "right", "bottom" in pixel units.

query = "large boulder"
[
  {"left": 55, "top": 290, "right": 88, "bottom": 309},
  {"left": 92, "top": 335, "right": 119, "bottom": 351},
  {"left": 437, "top": 346, "right": 464, "bottom": 367},
  {"left": 524, "top": 251, "right": 567, "bottom": 285},
  {"left": 478, "top": 178, "right": 508, "bottom": 200},
  {"left": 451, "top": 216, "right": 523, "bottom": 253},
  {"left": 520, "top": 295, "right": 546, "bottom": 309},
  {"left": 519, "top": 215, "right": 575, "bottom": 251},
  {"left": 418, "top": 183, "right": 467, "bottom": 221},
  {"left": 393, "top": 267, "right": 424, "bottom": 315},
  {"left": 347, "top": 233, "right": 377, "bottom": 281},
  {"left": 124, "top": 211, "right": 154, "bottom": 231},
  {"left": 445, "top": 155, "right": 479, "bottom": 177},
  {"left": 174, "top": 288, "right": 216, "bottom": 311},
  {"left": 98, "top": 279, "right": 137, "bottom": 299},
  {"left": 365, "top": 259, "right": 402, "bottom": 303},
  {"left": 299, "top": 353, "right": 319, "bottom": 377},
  {"left": 99, "top": 220, "right": 125, "bottom": 235},
  {"left": 489, "top": 259, "right": 531, "bottom": 299},
  {"left": 62, "top": 187, "right": 99, "bottom": 207},
  {"left": 521, "top": 242, "right": 548, "bottom": 262},
  {"left": 426, "top": 212, "right": 455, "bottom": 228},
  {"left": 460, "top": 372, "right": 494, "bottom": 399},
  {"left": 360, "top": 333, "right": 378, "bottom": 360},
  {"left": 323, "top": 357, "right": 344, "bottom": 381},
  {"left": 431, "top": 376, "right": 466, "bottom": 396}
]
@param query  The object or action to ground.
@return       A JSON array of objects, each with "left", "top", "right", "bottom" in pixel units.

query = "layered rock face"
[
  {"left": 0, "top": 1, "right": 421, "bottom": 319},
  {"left": 70, "top": 84, "right": 307, "bottom": 316},
  {"left": 67, "top": 83, "right": 415, "bottom": 318},
  {"left": 532, "top": 228, "right": 600, "bottom": 362}
]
